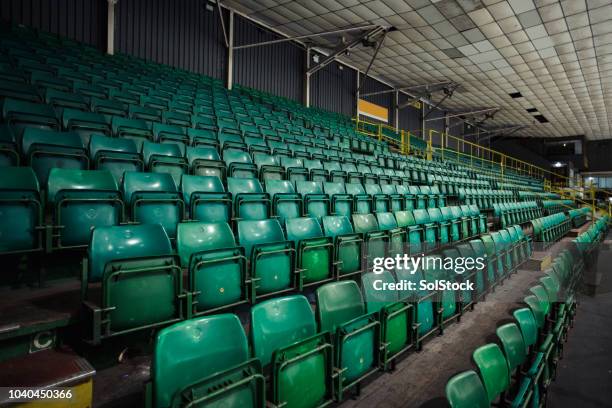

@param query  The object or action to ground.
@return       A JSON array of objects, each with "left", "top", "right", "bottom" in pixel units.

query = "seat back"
[
  {"left": 251, "top": 295, "right": 316, "bottom": 367},
  {"left": 316, "top": 280, "right": 364, "bottom": 333},
  {"left": 472, "top": 343, "right": 509, "bottom": 403},
  {"left": 285, "top": 217, "right": 324, "bottom": 243},
  {"left": 495, "top": 323, "right": 526, "bottom": 373},
  {"left": 445, "top": 370, "right": 489, "bottom": 408},
  {"left": 237, "top": 218, "right": 285, "bottom": 257},
  {"left": 122, "top": 171, "right": 176, "bottom": 204},
  {"left": 361, "top": 271, "right": 398, "bottom": 314},
  {"left": 153, "top": 314, "right": 252, "bottom": 408},
  {"left": 352, "top": 213, "right": 379, "bottom": 233}
]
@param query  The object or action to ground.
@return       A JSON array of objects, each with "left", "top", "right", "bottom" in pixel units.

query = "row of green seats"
[
  {"left": 531, "top": 213, "right": 571, "bottom": 248},
  {"left": 573, "top": 215, "right": 609, "bottom": 255},
  {"left": 446, "top": 249, "right": 580, "bottom": 408},
  {"left": 541, "top": 199, "right": 574, "bottom": 215},
  {"left": 568, "top": 207, "right": 590, "bottom": 227},
  {"left": 493, "top": 201, "right": 541, "bottom": 228},
  {"left": 459, "top": 188, "right": 515, "bottom": 208}
]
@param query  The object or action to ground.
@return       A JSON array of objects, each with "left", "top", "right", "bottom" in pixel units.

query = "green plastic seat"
[
  {"left": 412, "top": 209, "right": 437, "bottom": 250},
  {"left": 0, "top": 167, "right": 43, "bottom": 254},
  {"left": 62, "top": 108, "right": 110, "bottom": 145},
  {"left": 91, "top": 97, "right": 127, "bottom": 116},
  {"left": 296, "top": 181, "right": 330, "bottom": 220},
  {"left": 323, "top": 182, "right": 352, "bottom": 217},
  {"left": 89, "top": 134, "right": 142, "bottom": 184},
  {"left": 44, "top": 89, "right": 88, "bottom": 111},
  {"left": 111, "top": 116, "right": 153, "bottom": 150},
  {"left": 321, "top": 215, "right": 363, "bottom": 278},
  {"left": 122, "top": 172, "right": 183, "bottom": 239},
  {"left": 364, "top": 183, "right": 390, "bottom": 213},
  {"left": 345, "top": 183, "right": 372, "bottom": 214},
  {"left": 265, "top": 179, "right": 301, "bottom": 224},
  {"left": 227, "top": 177, "right": 270, "bottom": 221},
  {"left": 153, "top": 123, "right": 188, "bottom": 148},
  {"left": 21, "top": 128, "right": 88, "bottom": 185},
  {"left": 394, "top": 210, "right": 423, "bottom": 255},
  {"left": 142, "top": 141, "right": 187, "bottom": 187},
  {"left": 237, "top": 219, "right": 294, "bottom": 299},
  {"left": 285, "top": 217, "right": 333, "bottom": 287},
  {"left": 315, "top": 280, "right": 379, "bottom": 400},
  {"left": 376, "top": 212, "right": 405, "bottom": 258},
  {"left": 472, "top": 343, "right": 510, "bottom": 404},
  {"left": 150, "top": 314, "right": 264, "bottom": 408},
  {"left": 0, "top": 125, "right": 19, "bottom": 167},
  {"left": 2, "top": 98, "right": 59, "bottom": 136},
  {"left": 251, "top": 295, "right": 333, "bottom": 408},
  {"left": 445, "top": 370, "right": 489, "bottom": 408},
  {"left": 84, "top": 224, "right": 182, "bottom": 343},
  {"left": 177, "top": 222, "right": 247, "bottom": 313},
  {"left": 352, "top": 213, "right": 387, "bottom": 271},
  {"left": 47, "top": 168, "right": 123, "bottom": 248},
  {"left": 181, "top": 175, "right": 231, "bottom": 223},
  {"left": 223, "top": 149, "right": 258, "bottom": 179},
  {"left": 423, "top": 255, "right": 458, "bottom": 325},
  {"left": 361, "top": 271, "right": 414, "bottom": 368},
  {"left": 253, "top": 153, "right": 284, "bottom": 180},
  {"left": 186, "top": 145, "right": 225, "bottom": 180},
  {"left": 427, "top": 207, "right": 450, "bottom": 245}
]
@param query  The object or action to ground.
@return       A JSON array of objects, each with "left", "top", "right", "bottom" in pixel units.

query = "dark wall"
[
  {"left": 398, "top": 93, "right": 422, "bottom": 136},
  {"left": 360, "top": 76, "right": 393, "bottom": 125},
  {"left": 233, "top": 15, "right": 304, "bottom": 102},
  {"left": 586, "top": 140, "right": 612, "bottom": 172},
  {"left": 0, "top": 0, "right": 105, "bottom": 48},
  {"left": 115, "top": 0, "right": 226, "bottom": 79},
  {"left": 424, "top": 105, "right": 446, "bottom": 142},
  {"left": 491, "top": 139, "right": 550, "bottom": 169},
  {"left": 311, "top": 60, "right": 357, "bottom": 117}
]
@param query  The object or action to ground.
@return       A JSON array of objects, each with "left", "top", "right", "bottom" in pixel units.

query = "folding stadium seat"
[
  {"left": 352, "top": 213, "right": 387, "bottom": 271},
  {"left": 302, "top": 159, "right": 326, "bottom": 182},
  {"left": 148, "top": 314, "right": 263, "bottom": 408},
  {"left": 361, "top": 271, "right": 415, "bottom": 370},
  {"left": 186, "top": 146, "right": 225, "bottom": 180},
  {"left": 180, "top": 175, "right": 231, "bottom": 224},
  {"left": 323, "top": 160, "right": 346, "bottom": 182},
  {"left": 321, "top": 215, "right": 363, "bottom": 278},
  {"left": 188, "top": 128, "right": 217, "bottom": 150},
  {"left": 323, "top": 182, "right": 352, "bottom": 217},
  {"left": 252, "top": 153, "right": 284, "bottom": 180},
  {"left": 285, "top": 217, "right": 333, "bottom": 287},
  {"left": 222, "top": 149, "right": 257, "bottom": 179},
  {"left": 153, "top": 123, "right": 188, "bottom": 148},
  {"left": 250, "top": 295, "right": 333, "bottom": 408},
  {"left": 424, "top": 255, "right": 458, "bottom": 329},
  {"left": 394, "top": 210, "right": 424, "bottom": 255},
  {"left": 412, "top": 209, "right": 437, "bottom": 251},
  {"left": 445, "top": 370, "right": 489, "bottom": 408},
  {"left": 122, "top": 172, "right": 183, "bottom": 240},
  {"left": 176, "top": 222, "right": 248, "bottom": 314},
  {"left": 469, "top": 238, "right": 496, "bottom": 290},
  {"left": 46, "top": 168, "right": 123, "bottom": 249},
  {"left": 296, "top": 180, "right": 330, "bottom": 219},
  {"left": 128, "top": 104, "right": 161, "bottom": 122},
  {"left": 44, "top": 89, "right": 88, "bottom": 112},
  {"left": 89, "top": 97, "right": 126, "bottom": 116},
  {"left": 491, "top": 231, "right": 513, "bottom": 277},
  {"left": 376, "top": 212, "right": 405, "bottom": 259},
  {"left": 227, "top": 177, "right": 270, "bottom": 222},
  {"left": 89, "top": 134, "right": 143, "bottom": 184},
  {"left": 364, "top": 184, "right": 390, "bottom": 213},
  {"left": 111, "top": 117, "right": 153, "bottom": 150},
  {"left": 261, "top": 179, "right": 300, "bottom": 225},
  {"left": 394, "top": 261, "right": 439, "bottom": 349},
  {"left": 455, "top": 243, "right": 486, "bottom": 300},
  {"left": 21, "top": 128, "right": 88, "bottom": 185},
  {"left": 427, "top": 207, "right": 450, "bottom": 245},
  {"left": 345, "top": 183, "right": 373, "bottom": 214},
  {"left": 316, "top": 280, "right": 380, "bottom": 400},
  {"left": 472, "top": 341, "right": 540, "bottom": 408},
  {"left": 2, "top": 99, "right": 59, "bottom": 136},
  {"left": 142, "top": 141, "right": 188, "bottom": 187},
  {"left": 237, "top": 218, "right": 295, "bottom": 299},
  {"left": 83, "top": 223, "right": 182, "bottom": 343},
  {"left": 0, "top": 167, "right": 44, "bottom": 254},
  {"left": 380, "top": 184, "right": 403, "bottom": 212}
]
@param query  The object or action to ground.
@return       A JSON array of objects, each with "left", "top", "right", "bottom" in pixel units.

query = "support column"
[
  {"left": 356, "top": 71, "right": 360, "bottom": 119},
  {"left": 304, "top": 47, "right": 311, "bottom": 107},
  {"left": 394, "top": 90, "right": 399, "bottom": 131},
  {"left": 227, "top": 10, "right": 234, "bottom": 90},
  {"left": 106, "top": 0, "right": 118, "bottom": 55}
]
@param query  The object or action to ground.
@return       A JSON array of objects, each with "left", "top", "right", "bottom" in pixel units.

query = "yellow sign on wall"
[{"left": 358, "top": 99, "right": 388, "bottom": 122}]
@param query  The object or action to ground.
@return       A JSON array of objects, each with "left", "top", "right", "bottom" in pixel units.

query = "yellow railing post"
[
  {"left": 406, "top": 130, "right": 411, "bottom": 155},
  {"left": 427, "top": 129, "right": 434, "bottom": 161}
]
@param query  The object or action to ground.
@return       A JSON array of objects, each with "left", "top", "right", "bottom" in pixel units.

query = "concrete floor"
[
  {"left": 340, "top": 265, "right": 543, "bottom": 408},
  {"left": 547, "top": 233, "right": 612, "bottom": 408}
]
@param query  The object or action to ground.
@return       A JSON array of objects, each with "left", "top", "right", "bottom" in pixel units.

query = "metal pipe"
[
  {"left": 425, "top": 107, "right": 499, "bottom": 122},
  {"left": 234, "top": 24, "right": 379, "bottom": 50},
  {"left": 106, "top": 0, "right": 117, "bottom": 55}
]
